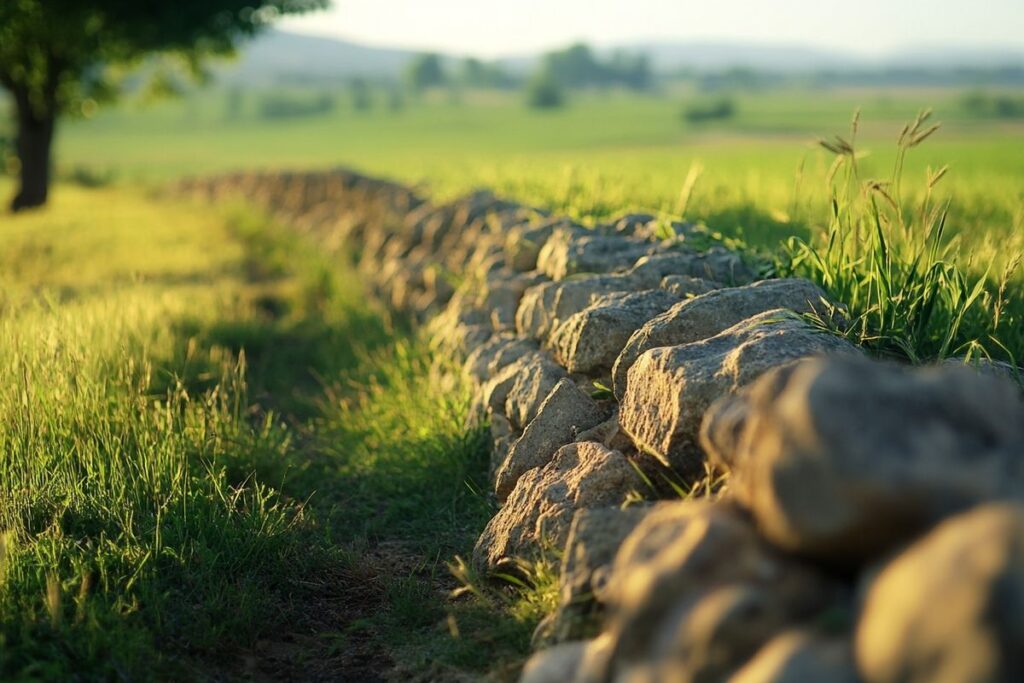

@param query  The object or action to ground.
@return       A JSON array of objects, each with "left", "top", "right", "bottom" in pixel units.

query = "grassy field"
[
  {"left": 1, "top": 82, "right": 1022, "bottom": 678},
  {"left": 39, "top": 84, "right": 1024, "bottom": 362},
  {"left": 0, "top": 182, "right": 550, "bottom": 680}
]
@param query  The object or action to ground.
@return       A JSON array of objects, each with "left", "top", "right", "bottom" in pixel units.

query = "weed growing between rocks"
[{"left": 784, "top": 111, "right": 1024, "bottom": 365}]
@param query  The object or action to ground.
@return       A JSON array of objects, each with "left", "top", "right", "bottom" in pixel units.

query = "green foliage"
[
  {"left": 405, "top": 53, "right": 447, "bottom": 92},
  {"left": 526, "top": 72, "right": 565, "bottom": 109},
  {"left": 682, "top": 97, "right": 736, "bottom": 123},
  {"left": 961, "top": 90, "right": 1024, "bottom": 119},
  {"left": 783, "top": 110, "right": 1023, "bottom": 363},
  {"left": 258, "top": 91, "right": 335, "bottom": 120},
  {"left": 460, "top": 57, "right": 516, "bottom": 90},
  {"left": 540, "top": 43, "right": 651, "bottom": 90},
  {"left": 0, "top": 0, "right": 326, "bottom": 115}
]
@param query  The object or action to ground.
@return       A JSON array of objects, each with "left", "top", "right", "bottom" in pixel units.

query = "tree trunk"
[{"left": 10, "top": 87, "right": 56, "bottom": 212}]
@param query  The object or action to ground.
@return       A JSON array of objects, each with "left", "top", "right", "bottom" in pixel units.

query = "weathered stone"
[
  {"left": 537, "top": 228, "right": 653, "bottom": 280},
  {"left": 548, "top": 289, "right": 681, "bottom": 376},
  {"left": 629, "top": 247, "right": 755, "bottom": 287},
  {"left": 495, "top": 379, "right": 608, "bottom": 502},
  {"left": 601, "top": 500, "right": 838, "bottom": 683},
  {"left": 619, "top": 310, "right": 857, "bottom": 476},
  {"left": 612, "top": 212, "right": 657, "bottom": 237},
  {"left": 506, "top": 218, "right": 584, "bottom": 272},
  {"left": 473, "top": 351, "right": 551, "bottom": 424},
  {"left": 661, "top": 274, "right": 723, "bottom": 298},
  {"left": 574, "top": 409, "right": 636, "bottom": 453},
  {"left": 516, "top": 273, "right": 646, "bottom": 341},
  {"left": 519, "top": 635, "right": 613, "bottom": 683},
  {"left": 463, "top": 334, "right": 537, "bottom": 385},
  {"left": 504, "top": 354, "right": 570, "bottom": 431},
  {"left": 551, "top": 505, "right": 653, "bottom": 642},
  {"left": 730, "top": 632, "right": 858, "bottom": 683},
  {"left": 703, "top": 356, "right": 1024, "bottom": 562},
  {"left": 473, "top": 442, "right": 643, "bottom": 572},
  {"left": 613, "top": 278, "right": 832, "bottom": 399},
  {"left": 857, "top": 503, "right": 1024, "bottom": 683}
]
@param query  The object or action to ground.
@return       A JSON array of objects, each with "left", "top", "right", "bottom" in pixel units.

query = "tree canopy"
[{"left": 1, "top": 0, "right": 327, "bottom": 210}]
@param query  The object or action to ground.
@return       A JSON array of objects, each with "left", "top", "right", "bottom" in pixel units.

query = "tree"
[
  {"left": 405, "top": 53, "right": 446, "bottom": 93},
  {"left": 526, "top": 72, "right": 564, "bottom": 110},
  {"left": 0, "top": 0, "right": 326, "bottom": 212}
]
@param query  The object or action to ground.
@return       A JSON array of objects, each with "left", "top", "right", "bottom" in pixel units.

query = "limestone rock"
[
  {"left": 730, "top": 632, "right": 858, "bottom": 683},
  {"left": 537, "top": 228, "right": 653, "bottom": 280},
  {"left": 601, "top": 500, "right": 838, "bottom": 683},
  {"left": 548, "top": 289, "right": 681, "bottom": 376},
  {"left": 473, "top": 442, "right": 643, "bottom": 572},
  {"left": 857, "top": 503, "right": 1024, "bottom": 683},
  {"left": 661, "top": 275, "right": 723, "bottom": 298},
  {"left": 516, "top": 273, "right": 646, "bottom": 341},
  {"left": 495, "top": 379, "right": 608, "bottom": 502},
  {"left": 551, "top": 505, "right": 653, "bottom": 642},
  {"left": 619, "top": 310, "right": 857, "bottom": 476},
  {"left": 504, "top": 354, "right": 570, "bottom": 431},
  {"left": 702, "top": 356, "right": 1024, "bottom": 562},
  {"left": 613, "top": 278, "right": 832, "bottom": 399},
  {"left": 463, "top": 334, "right": 538, "bottom": 385},
  {"left": 506, "top": 218, "right": 584, "bottom": 272},
  {"left": 629, "top": 247, "right": 755, "bottom": 287}
]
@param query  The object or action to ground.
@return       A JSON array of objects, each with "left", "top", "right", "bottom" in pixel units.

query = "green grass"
[
  {"left": 0, "top": 184, "right": 544, "bottom": 681},
  {"left": 41, "top": 85, "right": 1024, "bottom": 360}
]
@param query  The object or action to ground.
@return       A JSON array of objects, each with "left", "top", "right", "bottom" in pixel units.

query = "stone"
[
  {"left": 506, "top": 218, "right": 584, "bottom": 272},
  {"left": 628, "top": 247, "right": 755, "bottom": 287},
  {"left": 600, "top": 500, "right": 838, "bottom": 683},
  {"left": 495, "top": 379, "right": 608, "bottom": 502},
  {"left": 574, "top": 409, "right": 636, "bottom": 454},
  {"left": 473, "top": 442, "right": 643, "bottom": 573},
  {"left": 730, "top": 632, "right": 858, "bottom": 683},
  {"left": 548, "top": 289, "right": 681, "bottom": 376},
  {"left": 537, "top": 228, "right": 653, "bottom": 280},
  {"left": 619, "top": 309, "right": 857, "bottom": 476},
  {"left": 551, "top": 505, "right": 653, "bottom": 642},
  {"left": 516, "top": 272, "right": 646, "bottom": 341},
  {"left": 463, "top": 334, "right": 538, "bottom": 385},
  {"left": 504, "top": 354, "right": 570, "bottom": 431},
  {"left": 661, "top": 275, "right": 723, "bottom": 298},
  {"left": 702, "top": 356, "right": 1024, "bottom": 562},
  {"left": 519, "top": 635, "right": 613, "bottom": 683},
  {"left": 613, "top": 278, "right": 832, "bottom": 399},
  {"left": 857, "top": 503, "right": 1024, "bottom": 683}
]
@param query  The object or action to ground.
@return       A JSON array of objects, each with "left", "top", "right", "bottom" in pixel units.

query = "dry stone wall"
[{"left": 182, "top": 169, "right": 1024, "bottom": 683}]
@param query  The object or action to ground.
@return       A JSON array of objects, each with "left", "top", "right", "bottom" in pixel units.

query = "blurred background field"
[{"left": 4, "top": 49, "right": 1018, "bottom": 267}]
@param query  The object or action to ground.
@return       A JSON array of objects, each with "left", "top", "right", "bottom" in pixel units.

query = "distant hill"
[
  {"left": 214, "top": 30, "right": 419, "bottom": 84},
  {"left": 215, "top": 30, "right": 1024, "bottom": 85}
]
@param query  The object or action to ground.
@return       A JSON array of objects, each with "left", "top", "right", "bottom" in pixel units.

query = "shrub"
[
  {"left": 682, "top": 98, "right": 736, "bottom": 123},
  {"left": 526, "top": 73, "right": 565, "bottom": 110}
]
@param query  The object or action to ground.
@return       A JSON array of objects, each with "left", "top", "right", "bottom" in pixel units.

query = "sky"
[{"left": 279, "top": 0, "right": 1024, "bottom": 58}]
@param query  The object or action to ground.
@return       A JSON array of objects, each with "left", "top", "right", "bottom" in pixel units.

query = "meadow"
[{"left": 1, "top": 82, "right": 1023, "bottom": 679}]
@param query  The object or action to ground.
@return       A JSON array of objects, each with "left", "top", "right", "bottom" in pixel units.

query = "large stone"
[
  {"left": 629, "top": 247, "right": 755, "bottom": 287},
  {"left": 600, "top": 500, "right": 838, "bottom": 683},
  {"left": 548, "top": 289, "right": 681, "bottom": 376},
  {"left": 463, "top": 334, "right": 538, "bottom": 385},
  {"left": 504, "top": 354, "right": 570, "bottom": 431},
  {"left": 730, "top": 632, "right": 858, "bottom": 683},
  {"left": 473, "top": 442, "right": 643, "bottom": 572},
  {"left": 551, "top": 505, "right": 653, "bottom": 642},
  {"left": 506, "top": 218, "right": 583, "bottom": 272},
  {"left": 702, "top": 356, "right": 1024, "bottom": 562},
  {"left": 856, "top": 503, "right": 1024, "bottom": 683},
  {"left": 661, "top": 275, "right": 723, "bottom": 298},
  {"left": 516, "top": 273, "right": 646, "bottom": 341},
  {"left": 537, "top": 228, "right": 653, "bottom": 280},
  {"left": 495, "top": 379, "right": 608, "bottom": 501},
  {"left": 612, "top": 278, "right": 831, "bottom": 399},
  {"left": 519, "top": 635, "right": 613, "bottom": 683},
  {"left": 619, "top": 309, "right": 857, "bottom": 476}
]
